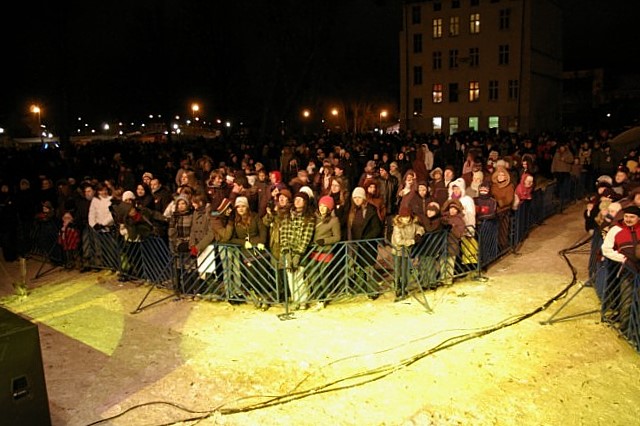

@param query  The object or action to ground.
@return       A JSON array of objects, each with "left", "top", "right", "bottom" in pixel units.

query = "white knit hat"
[
  {"left": 352, "top": 187, "right": 366, "bottom": 200},
  {"left": 299, "top": 185, "right": 314, "bottom": 199},
  {"left": 234, "top": 196, "right": 249, "bottom": 208},
  {"left": 122, "top": 191, "right": 135, "bottom": 202}
]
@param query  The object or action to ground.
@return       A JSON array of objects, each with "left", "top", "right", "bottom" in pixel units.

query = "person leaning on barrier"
[
  {"left": 347, "top": 186, "right": 384, "bottom": 299},
  {"left": 391, "top": 205, "right": 425, "bottom": 301},
  {"left": 280, "top": 191, "right": 316, "bottom": 310},
  {"left": 229, "top": 196, "right": 268, "bottom": 306},
  {"left": 262, "top": 189, "right": 292, "bottom": 304},
  {"left": 309, "top": 195, "right": 342, "bottom": 309},
  {"left": 600, "top": 204, "right": 640, "bottom": 332},
  {"left": 440, "top": 199, "right": 466, "bottom": 286}
]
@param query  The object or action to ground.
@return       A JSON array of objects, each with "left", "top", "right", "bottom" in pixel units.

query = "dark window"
[
  {"left": 508, "top": 79, "right": 519, "bottom": 100},
  {"left": 498, "top": 44, "right": 509, "bottom": 65},
  {"left": 413, "top": 98, "right": 423, "bottom": 115},
  {"left": 499, "top": 8, "right": 510, "bottom": 30},
  {"left": 413, "top": 33, "right": 423, "bottom": 53},
  {"left": 449, "top": 83, "right": 459, "bottom": 103},
  {"left": 413, "top": 66, "right": 423, "bottom": 85},
  {"left": 433, "top": 2, "right": 442, "bottom": 12},
  {"left": 469, "top": 47, "right": 479, "bottom": 67},
  {"left": 411, "top": 5, "right": 421, "bottom": 24},
  {"left": 433, "top": 51, "right": 442, "bottom": 70},
  {"left": 489, "top": 80, "right": 499, "bottom": 101},
  {"left": 449, "top": 49, "right": 459, "bottom": 69}
]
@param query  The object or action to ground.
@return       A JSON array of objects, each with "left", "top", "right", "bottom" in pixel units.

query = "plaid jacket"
[{"left": 280, "top": 211, "right": 315, "bottom": 256}]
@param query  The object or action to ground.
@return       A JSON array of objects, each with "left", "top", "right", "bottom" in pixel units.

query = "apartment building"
[{"left": 399, "top": 0, "right": 562, "bottom": 135}]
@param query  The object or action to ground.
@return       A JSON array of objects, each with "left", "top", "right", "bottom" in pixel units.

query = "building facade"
[{"left": 399, "top": 0, "right": 562, "bottom": 135}]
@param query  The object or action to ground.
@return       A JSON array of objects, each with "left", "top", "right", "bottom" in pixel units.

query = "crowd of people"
[{"left": 1, "top": 128, "right": 639, "bottom": 309}]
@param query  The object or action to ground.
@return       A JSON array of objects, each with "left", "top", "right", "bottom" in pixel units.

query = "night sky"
[{"left": 2, "top": 0, "right": 639, "bottom": 133}]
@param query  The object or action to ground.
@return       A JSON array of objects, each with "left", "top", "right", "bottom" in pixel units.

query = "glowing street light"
[
  {"left": 331, "top": 108, "right": 338, "bottom": 117},
  {"left": 30, "top": 105, "right": 43, "bottom": 142},
  {"left": 191, "top": 103, "right": 200, "bottom": 121},
  {"left": 379, "top": 110, "right": 388, "bottom": 128},
  {"left": 302, "top": 109, "right": 310, "bottom": 118}
]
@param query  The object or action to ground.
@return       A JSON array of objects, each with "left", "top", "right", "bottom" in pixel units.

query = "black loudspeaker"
[{"left": 0, "top": 307, "right": 52, "bottom": 426}]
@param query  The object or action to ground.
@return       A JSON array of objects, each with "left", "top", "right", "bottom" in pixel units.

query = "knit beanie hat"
[
  {"left": 122, "top": 191, "right": 135, "bottom": 202},
  {"left": 299, "top": 185, "right": 314, "bottom": 199},
  {"left": 279, "top": 188, "right": 292, "bottom": 201},
  {"left": 294, "top": 191, "right": 309, "bottom": 203},
  {"left": 234, "top": 196, "right": 249, "bottom": 208},
  {"left": 319, "top": 195, "right": 335, "bottom": 211},
  {"left": 352, "top": 186, "right": 366, "bottom": 200}
]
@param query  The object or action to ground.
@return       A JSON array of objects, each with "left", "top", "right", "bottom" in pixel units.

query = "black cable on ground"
[{"left": 85, "top": 235, "right": 592, "bottom": 426}]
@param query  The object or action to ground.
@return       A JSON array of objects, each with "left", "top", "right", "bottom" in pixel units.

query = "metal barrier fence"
[
  {"left": 26, "top": 178, "right": 596, "bottom": 315},
  {"left": 593, "top": 258, "right": 639, "bottom": 350},
  {"left": 588, "top": 237, "right": 640, "bottom": 352}
]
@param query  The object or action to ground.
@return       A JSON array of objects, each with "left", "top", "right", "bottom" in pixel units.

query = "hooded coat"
[
  {"left": 448, "top": 177, "right": 476, "bottom": 231},
  {"left": 490, "top": 166, "right": 516, "bottom": 209}
]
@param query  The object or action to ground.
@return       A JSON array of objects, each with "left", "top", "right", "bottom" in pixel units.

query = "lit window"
[
  {"left": 488, "top": 80, "right": 499, "bottom": 101},
  {"left": 469, "top": 81, "right": 480, "bottom": 102},
  {"left": 413, "top": 33, "right": 423, "bottom": 53},
  {"left": 433, "top": 51, "right": 442, "bottom": 70},
  {"left": 499, "top": 8, "right": 510, "bottom": 30},
  {"left": 433, "top": 84, "right": 443, "bottom": 103},
  {"left": 433, "top": 18, "right": 443, "bottom": 38},
  {"left": 470, "top": 13, "right": 480, "bottom": 34},
  {"left": 469, "top": 116, "right": 479, "bottom": 131},
  {"left": 449, "top": 16, "right": 459, "bottom": 36},
  {"left": 449, "top": 117, "right": 459, "bottom": 134},
  {"left": 499, "top": 44, "right": 509, "bottom": 65},
  {"left": 489, "top": 116, "right": 500, "bottom": 129},
  {"left": 433, "top": 116, "right": 443, "bottom": 131}
]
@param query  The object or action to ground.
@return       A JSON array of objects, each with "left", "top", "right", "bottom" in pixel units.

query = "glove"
[
  {"left": 316, "top": 239, "right": 325, "bottom": 246},
  {"left": 292, "top": 255, "right": 301, "bottom": 269},
  {"left": 190, "top": 246, "right": 198, "bottom": 257},
  {"left": 244, "top": 240, "right": 253, "bottom": 250},
  {"left": 256, "top": 243, "right": 265, "bottom": 251}
]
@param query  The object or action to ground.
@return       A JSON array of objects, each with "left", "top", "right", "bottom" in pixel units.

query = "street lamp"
[
  {"left": 379, "top": 110, "right": 388, "bottom": 129},
  {"left": 302, "top": 109, "right": 311, "bottom": 135},
  {"left": 191, "top": 103, "right": 200, "bottom": 121},
  {"left": 31, "top": 105, "right": 43, "bottom": 142}
]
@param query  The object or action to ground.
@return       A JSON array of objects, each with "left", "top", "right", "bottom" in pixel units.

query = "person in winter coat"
[
  {"left": 57, "top": 211, "right": 81, "bottom": 269},
  {"left": 280, "top": 191, "right": 316, "bottom": 309},
  {"left": 168, "top": 194, "right": 194, "bottom": 254},
  {"left": 441, "top": 198, "right": 466, "bottom": 285},
  {"left": 490, "top": 165, "right": 516, "bottom": 251},
  {"left": 448, "top": 178, "right": 478, "bottom": 265},
  {"left": 601, "top": 204, "right": 640, "bottom": 331},
  {"left": 309, "top": 195, "right": 342, "bottom": 309},
  {"left": 347, "top": 186, "right": 383, "bottom": 298},
  {"left": 391, "top": 205, "right": 425, "bottom": 301}
]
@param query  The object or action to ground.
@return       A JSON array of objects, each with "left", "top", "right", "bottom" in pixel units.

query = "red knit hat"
[{"left": 319, "top": 196, "right": 335, "bottom": 211}]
